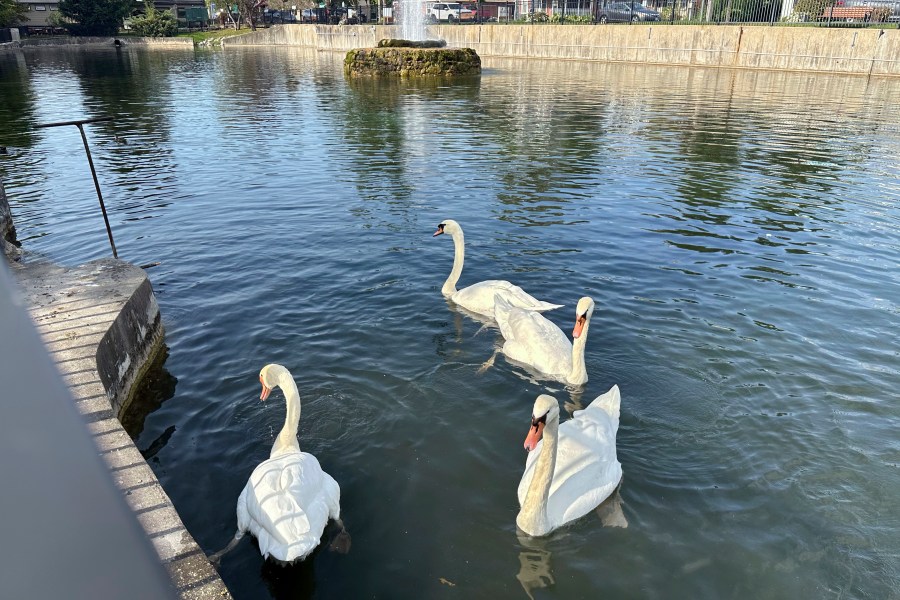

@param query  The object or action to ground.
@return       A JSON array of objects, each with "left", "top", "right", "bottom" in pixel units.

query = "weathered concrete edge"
[
  {"left": 89, "top": 272, "right": 232, "bottom": 599},
  {"left": 0, "top": 178, "right": 22, "bottom": 260},
  {"left": 0, "top": 36, "right": 194, "bottom": 50},
  {"left": 4, "top": 231, "right": 232, "bottom": 598},
  {"left": 222, "top": 24, "right": 900, "bottom": 77},
  {"left": 97, "top": 276, "right": 165, "bottom": 416}
]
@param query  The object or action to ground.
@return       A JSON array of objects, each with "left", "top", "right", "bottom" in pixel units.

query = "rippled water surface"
[{"left": 2, "top": 47, "right": 900, "bottom": 599}]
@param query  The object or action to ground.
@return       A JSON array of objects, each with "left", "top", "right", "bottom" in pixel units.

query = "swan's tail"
[
  {"left": 208, "top": 531, "right": 245, "bottom": 566},
  {"left": 494, "top": 293, "right": 514, "bottom": 323},
  {"left": 529, "top": 300, "right": 564, "bottom": 313},
  {"left": 585, "top": 384, "right": 621, "bottom": 422}
]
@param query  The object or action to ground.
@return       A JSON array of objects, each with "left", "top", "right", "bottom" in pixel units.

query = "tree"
[
  {"left": 792, "top": 0, "right": 828, "bottom": 20},
  {"left": 129, "top": 3, "right": 177, "bottom": 36},
  {"left": 235, "top": 0, "right": 264, "bottom": 30},
  {"left": 59, "top": 0, "right": 134, "bottom": 35},
  {"left": 0, "top": 0, "right": 29, "bottom": 27}
]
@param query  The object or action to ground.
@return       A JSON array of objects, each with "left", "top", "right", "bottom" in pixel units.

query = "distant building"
[
  {"left": 152, "top": 0, "right": 208, "bottom": 25},
  {"left": 16, "top": 0, "right": 207, "bottom": 32},
  {"left": 17, "top": 0, "right": 61, "bottom": 30}
]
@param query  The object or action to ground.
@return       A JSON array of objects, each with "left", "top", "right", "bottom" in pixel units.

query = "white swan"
[
  {"left": 227, "top": 364, "right": 348, "bottom": 563},
  {"left": 517, "top": 387, "right": 623, "bottom": 537},
  {"left": 494, "top": 295, "right": 595, "bottom": 386},
  {"left": 433, "top": 219, "right": 562, "bottom": 319}
]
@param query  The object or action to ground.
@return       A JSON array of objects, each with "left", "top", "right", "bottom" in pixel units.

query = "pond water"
[{"left": 2, "top": 47, "right": 899, "bottom": 599}]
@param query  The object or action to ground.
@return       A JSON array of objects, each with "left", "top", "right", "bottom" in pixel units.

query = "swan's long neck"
[
  {"left": 271, "top": 373, "right": 301, "bottom": 456},
  {"left": 442, "top": 229, "right": 465, "bottom": 297},
  {"left": 568, "top": 317, "right": 590, "bottom": 385},
  {"left": 517, "top": 419, "right": 559, "bottom": 537}
]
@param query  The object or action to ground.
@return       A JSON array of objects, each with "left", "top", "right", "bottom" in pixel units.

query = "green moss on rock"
[
  {"left": 377, "top": 38, "right": 447, "bottom": 48},
  {"left": 344, "top": 47, "right": 481, "bottom": 77}
]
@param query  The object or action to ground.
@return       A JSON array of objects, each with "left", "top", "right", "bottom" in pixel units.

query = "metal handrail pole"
[
  {"left": 75, "top": 124, "right": 118, "bottom": 258},
  {"left": 35, "top": 116, "right": 118, "bottom": 258}
]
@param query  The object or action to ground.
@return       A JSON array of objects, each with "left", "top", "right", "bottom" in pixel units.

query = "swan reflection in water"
[{"left": 515, "top": 485, "right": 628, "bottom": 599}]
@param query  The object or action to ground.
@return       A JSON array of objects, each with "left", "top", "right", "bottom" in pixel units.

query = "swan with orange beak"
[
  {"left": 492, "top": 295, "right": 596, "bottom": 386},
  {"left": 517, "top": 388, "right": 623, "bottom": 537},
  {"left": 216, "top": 364, "right": 350, "bottom": 564}
]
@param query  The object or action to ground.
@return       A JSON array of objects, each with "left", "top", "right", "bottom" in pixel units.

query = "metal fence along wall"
[
  {"left": 285, "top": 0, "right": 900, "bottom": 27},
  {"left": 484, "top": 0, "right": 900, "bottom": 26}
]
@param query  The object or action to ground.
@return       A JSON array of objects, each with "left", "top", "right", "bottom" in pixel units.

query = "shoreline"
[{"left": 7, "top": 254, "right": 232, "bottom": 599}]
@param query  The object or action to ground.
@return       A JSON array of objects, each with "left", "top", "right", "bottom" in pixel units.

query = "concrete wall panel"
[{"left": 222, "top": 23, "right": 900, "bottom": 76}]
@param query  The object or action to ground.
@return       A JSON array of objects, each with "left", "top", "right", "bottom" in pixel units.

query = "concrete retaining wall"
[
  {"left": 14, "top": 257, "right": 231, "bottom": 599},
  {"left": 20, "top": 36, "right": 194, "bottom": 48},
  {"left": 97, "top": 277, "right": 164, "bottom": 416},
  {"left": 1, "top": 177, "right": 21, "bottom": 260},
  {"left": 224, "top": 23, "right": 900, "bottom": 76}
]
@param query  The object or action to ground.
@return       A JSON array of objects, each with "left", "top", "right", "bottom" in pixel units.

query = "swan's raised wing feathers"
[
  {"left": 237, "top": 452, "right": 340, "bottom": 561},
  {"left": 497, "top": 297, "right": 572, "bottom": 377},
  {"left": 453, "top": 280, "right": 562, "bottom": 317},
  {"left": 517, "top": 386, "right": 623, "bottom": 531}
]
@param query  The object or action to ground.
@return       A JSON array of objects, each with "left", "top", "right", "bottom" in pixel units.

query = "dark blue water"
[{"left": 2, "top": 47, "right": 899, "bottom": 599}]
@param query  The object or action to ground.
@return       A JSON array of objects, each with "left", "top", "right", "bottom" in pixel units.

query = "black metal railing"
[{"left": 34, "top": 117, "right": 119, "bottom": 258}]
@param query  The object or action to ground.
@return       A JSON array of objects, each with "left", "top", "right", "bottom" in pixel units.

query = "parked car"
[
  {"left": 427, "top": 2, "right": 476, "bottom": 22},
  {"left": 264, "top": 9, "right": 297, "bottom": 23},
  {"left": 596, "top": 1, "right": 661, "bottom": 22},
  {"left": 329, "top": 7, "right": 359, "bottom": 24}
]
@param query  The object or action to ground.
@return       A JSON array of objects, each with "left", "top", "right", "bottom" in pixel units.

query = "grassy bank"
[{"left": 178, "top": 28, "right": 252, "bottom": 46}]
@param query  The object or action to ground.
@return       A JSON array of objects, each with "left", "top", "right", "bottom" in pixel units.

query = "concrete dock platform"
[{"left": 9, "top": 257, "right": 232, "bottom": 599}]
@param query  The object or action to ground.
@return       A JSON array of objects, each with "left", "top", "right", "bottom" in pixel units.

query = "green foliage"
[
  {"left": 0, "top": 0, "right": 29, "bottom": 27},
  {"left": 704, "top": 0, "right": 781, "bottom": 22},
  {"left": 129, "top": 4, "right": 177, "bottom": 36},
  {"left": 178, "top": 27, "right": 249, "bottom": 45},
  {"left": 46, "top": 10, "right": 68, "bottom": 26},
  {"left": 548, "top": 12, "right": 591, "bottom": 23},
  {"left": 59, "top": 0, "right": 134, "bottom": 35},
  {"left": 791, "top": 0, "right": 827, "bottom": 19},
  {"left": 870, "top": 7, "right": 890, "bottom": 21}
]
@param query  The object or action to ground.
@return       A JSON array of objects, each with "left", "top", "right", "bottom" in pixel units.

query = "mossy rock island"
[{"left": 345, "top": 40, "right": 481, "bottom": 78}]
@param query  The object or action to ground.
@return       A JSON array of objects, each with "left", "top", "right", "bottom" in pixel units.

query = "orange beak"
[
  {"left": 524, "top": 420, "right": 545, "bottom": 452},
  {"left": 572, "top": 314, "right": 587, "bottom": 339},
  {"left": 259, "top": 375, "right": 271, "bottom": 401},
  {"left": 432, "top": 227, "right": 444, "bottom": 237}
]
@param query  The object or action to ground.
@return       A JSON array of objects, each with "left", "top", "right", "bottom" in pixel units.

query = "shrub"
[
  {"left": 791, "top": 0, "right": 829, "bottom": 20},
  {"left": 870, "top": 7, "right": 890, "bottom": 21},
  {"left": 129, "top": 3, "right": 177, "bottom": 37}
]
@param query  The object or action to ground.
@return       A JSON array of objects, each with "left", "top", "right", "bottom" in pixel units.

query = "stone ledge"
[{"left": 12, "top": 257, "right": 232, "bottom": 599}]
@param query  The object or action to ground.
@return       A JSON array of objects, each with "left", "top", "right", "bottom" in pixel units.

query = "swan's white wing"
[
  {"left": 517, "top": 387, "right": 622, "bottom": 529},
  {"left": 549, "top": 413, "right": 621, "bottom": 528},
  {"left": 236, "top": 452, "right": 340, "bottom": 562},
  {"left": 453, "top": 280, "right": 561, "bottom": 317},
  {"left": 500, "top": 307, "right": 572, "bottom": 378}
]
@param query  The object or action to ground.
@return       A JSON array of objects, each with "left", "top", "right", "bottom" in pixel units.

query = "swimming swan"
[
  {"left": 494, "top": 295, "right": 595, "bottom": 386},
  {"left": 517, "top": 388, "right": 623, "bottom": 537},
  {"left": 433, "top": 219, "right": 562, "bottom": 318},
  {"left": 223, "top": 364, "right": 349, "bottom": 563}
]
